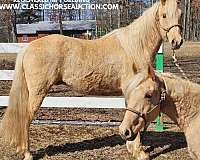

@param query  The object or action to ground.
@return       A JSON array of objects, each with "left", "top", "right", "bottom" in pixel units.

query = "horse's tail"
[{"left": 0, "top": 47, "right": 29, "bottom": 152}]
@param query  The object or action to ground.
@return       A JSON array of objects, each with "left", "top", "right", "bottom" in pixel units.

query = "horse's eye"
[
  {"left": 163, "top": 14, "right": 167, "bottom": 18},
  {"left": 145, "top": 92, "right": 152, "bottom": 99}
]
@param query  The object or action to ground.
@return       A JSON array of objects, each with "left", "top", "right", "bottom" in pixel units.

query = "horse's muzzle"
[
  {"left": 119, "top": 128, "right": 138, "bottom": 141},
  {"left": 171, "top": 38, "right": 183, "bottom": 50}
]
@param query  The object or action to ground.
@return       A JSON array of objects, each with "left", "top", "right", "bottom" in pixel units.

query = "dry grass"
[{"left": 0, "top": 53, "right": 16, "bottom": 61}]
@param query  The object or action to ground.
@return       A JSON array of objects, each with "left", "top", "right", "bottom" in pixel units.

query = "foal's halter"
[{"left": 125, "top": 87, "right": 166, "bottom": 126}]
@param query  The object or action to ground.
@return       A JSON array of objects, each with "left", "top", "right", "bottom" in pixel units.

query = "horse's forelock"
[{"left": 165, "top": 0, "right": 179, "bottom": 17}]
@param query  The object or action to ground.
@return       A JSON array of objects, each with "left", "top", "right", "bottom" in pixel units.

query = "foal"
[{"left": 120, "top": 72, "right": 200, "bottom": 160}]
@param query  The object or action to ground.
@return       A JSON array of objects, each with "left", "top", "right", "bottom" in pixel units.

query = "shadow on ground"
[
  {"left": 33, "top": 134, "right": 124, "bottom": 159},
  {"left": 142, "top": 131, "right": 187, "bottom": 159},
  {"left": 33, "top": 131, "right": 187, "bottom": 160}
]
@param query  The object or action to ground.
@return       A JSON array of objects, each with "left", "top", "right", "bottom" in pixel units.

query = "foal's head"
[
  {"left": 158, "top": 0, "right": 183, "bottom": 49},
  {"left": 119, "top": 73, "right": 164, "bottom": 141}
]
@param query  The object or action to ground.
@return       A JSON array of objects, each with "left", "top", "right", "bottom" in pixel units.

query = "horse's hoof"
[
  {"left": 139, "top": 158, "right": 149, "bottom": 160},
  {"left": 23, "top": 152, "right": 33, "bottom": 160},
  {"left": 137, "top": 153, "right": 149, "bottom": 160},
  {"left": 23, "top": 156, "right": 33, "bottom": 160},
  {"left": 136, "top": 149, "right": 149, "bottom": 160}
]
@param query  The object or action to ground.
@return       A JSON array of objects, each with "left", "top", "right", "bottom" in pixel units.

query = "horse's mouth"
[
  {"left": 119, "top": 130, "right": 138, "bottom": 141},
  {"left": 172, "top": 45, "right": 181, "bottom": 50},
  {"left": 126, "top": 133, "right": 138, "bottom": 141},
  {"left": 171, "top": 39, "right": 183, "bottom": 50}
]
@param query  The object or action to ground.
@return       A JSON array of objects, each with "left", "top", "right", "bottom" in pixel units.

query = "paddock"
[{"left": 0, "top": 42, "right": 199, "bottom": 159}]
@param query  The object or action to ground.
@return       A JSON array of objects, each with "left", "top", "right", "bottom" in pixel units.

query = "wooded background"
[{"left": 0, "top": 0, "right": 199, "bottom": 42}]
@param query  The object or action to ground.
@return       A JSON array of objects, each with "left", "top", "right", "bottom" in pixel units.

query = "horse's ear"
[
  {"left": 160, "top": 0, "right": 166, "bottom": 6},
  {"left": 148, "top": 65, "right": 156, "bottom": 81}
]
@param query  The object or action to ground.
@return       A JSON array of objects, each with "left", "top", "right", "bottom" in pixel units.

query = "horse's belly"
[{"left": 68, "top": 70, "right": 122, "bottom": 96}]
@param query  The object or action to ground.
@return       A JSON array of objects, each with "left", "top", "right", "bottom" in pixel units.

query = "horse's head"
[
  {"left": 119, "top": 71, "right": 165, "bottom": 141},
  {"left": 158, "top": 0, "right": 183, "bottom": 49}
]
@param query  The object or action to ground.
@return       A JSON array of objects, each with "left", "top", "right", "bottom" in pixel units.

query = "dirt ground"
[
  {"left": 0, "top": 125, "right": 191, "bottom": 160},
  {"left": 164, "top": 41, "right": 200, "bottom": 57},
  {"left": 0, "top": 41, "right": 199, "bottom": 160}
]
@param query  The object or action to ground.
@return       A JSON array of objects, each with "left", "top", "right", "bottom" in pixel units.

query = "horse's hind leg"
[
  {"left": 21, "top": 91, "right": 47, "bottom": 160},
  {"left": 22, "top": 78, "right": 56, "bottom": 160},
  {"left": 22, "top": 94, "right": 46, "bottom": 160}
]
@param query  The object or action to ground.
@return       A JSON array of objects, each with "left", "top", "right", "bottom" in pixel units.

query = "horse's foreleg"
[{"left": 126, "top": 132, "right": 149, "bottom": 160}]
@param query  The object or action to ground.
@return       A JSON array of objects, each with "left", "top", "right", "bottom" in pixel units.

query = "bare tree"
[
  {"left": 58, "top": 0, "right": 63, "bottom": 35},
  {"left": 0, "top": 0, "right": 17, "bottom": 42}
]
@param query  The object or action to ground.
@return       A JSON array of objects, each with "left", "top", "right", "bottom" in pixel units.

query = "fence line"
[
  {"left": 0, "top": 70, "right": 14, "bottom": 80},
  {"left": 0, "top": 96, "right": 125, "bottom": 108},
  {"left": 0, "top": 70, "right": 126, "bottom": 108},
  {"left": 0, "top": 43, "right": 28, "bottom": 53}
]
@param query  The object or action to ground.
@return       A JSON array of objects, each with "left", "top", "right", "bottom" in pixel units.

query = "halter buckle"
[{"left": 160, "top": 90, "right": 166, "bottom": 101}]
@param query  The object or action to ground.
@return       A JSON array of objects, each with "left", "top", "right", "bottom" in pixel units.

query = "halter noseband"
[
  {"left": 125, "top": 86, "right": 166, "bottom": 126},
  {"left": 161, "top": 24, "right": 183, "bottom": 33},
  {"left": 160, "top": 24, "right": 182, "bottom": 41}
]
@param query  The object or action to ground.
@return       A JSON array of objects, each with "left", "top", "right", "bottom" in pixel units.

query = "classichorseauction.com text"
[{"left": 0, "top": 0, "right": 119, "bottom": 10}]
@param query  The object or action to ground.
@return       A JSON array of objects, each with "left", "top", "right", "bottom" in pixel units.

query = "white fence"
[
  {"left": 0, "top": 43, "right": 126, "bottom": 108},
  {"left": 0, "top": 43, "right": 28, "bottom": 53}
]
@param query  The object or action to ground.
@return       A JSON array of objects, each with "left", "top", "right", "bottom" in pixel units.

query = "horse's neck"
[
  {"left": 117, "top": 3, "right": 162, "bottom": 65},
  {"left": 163, "top": 77, "right": 200, "bottom": 130}
]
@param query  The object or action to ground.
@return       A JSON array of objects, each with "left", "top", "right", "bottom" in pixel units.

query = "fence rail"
[
  {"left": 0, "top": 96, "right": 125, "bottom": 108},
  {"left": 0, "top": 43, "right": 28, "bottom": 53},
  {"left": 0, "top": 70, "right": 14, "bottom": 80}
]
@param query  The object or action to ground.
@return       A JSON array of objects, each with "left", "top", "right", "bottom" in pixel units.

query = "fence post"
[{"left": 155, "top": 43, "right": 165, "bottom": 132}]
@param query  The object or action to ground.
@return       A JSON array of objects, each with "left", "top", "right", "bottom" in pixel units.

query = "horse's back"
[{"left": 59, "top": 35, "right": 124, "bottom": 94}]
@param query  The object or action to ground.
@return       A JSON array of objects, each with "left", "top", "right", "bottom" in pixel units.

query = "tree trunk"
[
  {"left": 59, "top": 11, "right": 63, "bottom": 35},
  {"left": 58, "top": 5, "right": 63, "bottom": 35},
  {"left": 11, "top": 9, "right": 17, "bottom": 42},
  {"left": 186, "top": 0, "right": 191, "bottom": 40},
  {"left": 183, "top": 0, "right": 187, "bottom": 40},
  {"left": 118, "top": 3, "right": 121, "bottom": 28}
]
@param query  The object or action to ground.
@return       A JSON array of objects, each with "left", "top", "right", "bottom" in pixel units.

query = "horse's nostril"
[
  {"left": 125, "top": 129, "right": 130, "bottom": 137},
  {"left": 171, "top": 39, "right": 180, "bottom": 49},
  {"left": 171, "top": 39, "right": 175, "bottom": 45},
  {"left": 180, "top": 39, "right": 183, "bottom": 46}
]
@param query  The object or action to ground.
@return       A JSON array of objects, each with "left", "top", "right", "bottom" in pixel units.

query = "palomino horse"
[
  {"left": 1, "top": 0, "right": 182, "bottom": 159},
  {"left": 119, "top": 71, "right": 200, "bottom": 160}
]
